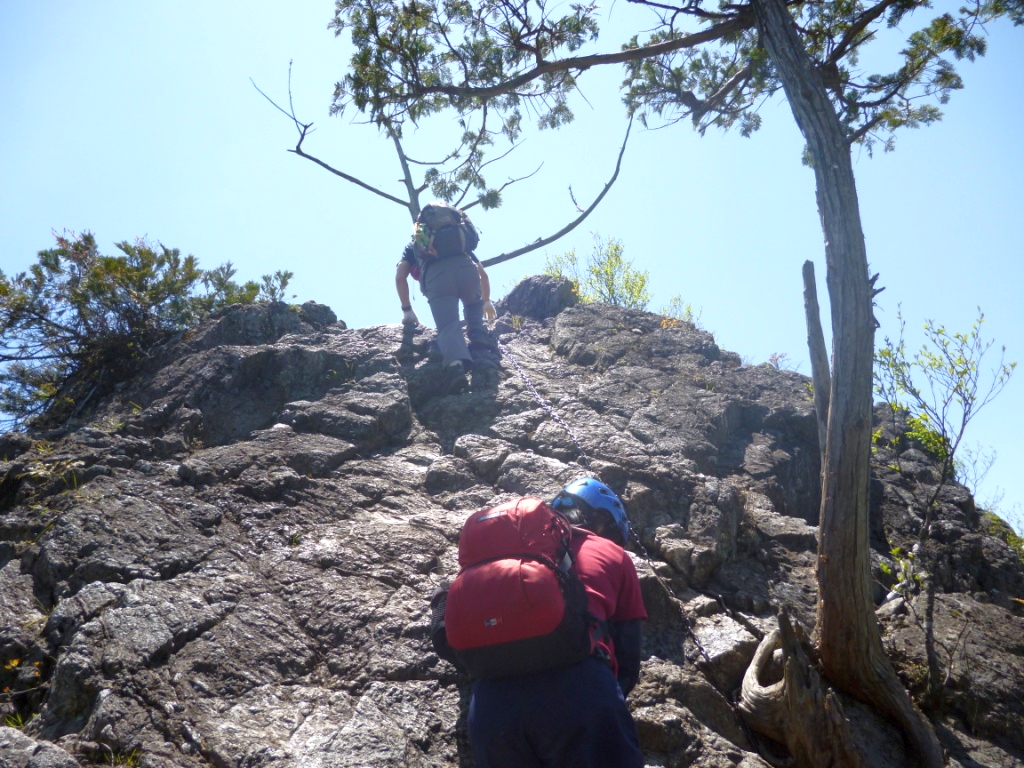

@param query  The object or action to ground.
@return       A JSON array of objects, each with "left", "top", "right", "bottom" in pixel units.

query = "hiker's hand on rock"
[
  {"left": 483, "top": 301, "right": 496, "bottom": 323},
  {"left": 402, "top": 309, "right": 419, "bottom": 325}
]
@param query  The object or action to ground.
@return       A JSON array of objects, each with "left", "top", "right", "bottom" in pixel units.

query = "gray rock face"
[
  {"left": 493, "top": 274, "right": 578, "bottom": 323},
  {"left": 1, "top": 296, "right": 1021, "bottom": 767}
]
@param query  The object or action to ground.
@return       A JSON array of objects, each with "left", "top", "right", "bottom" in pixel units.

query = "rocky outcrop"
[{"left": 1, "top": 286, "right": 1021, "bottom": 767}]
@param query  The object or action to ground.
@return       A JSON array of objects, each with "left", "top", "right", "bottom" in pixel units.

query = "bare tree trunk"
[
  {"left": 750, "top": 0, "right": 944, "bottom": 764},
  {"left": 802, "top": 260, "right": 831, "bottom": 460},
  {"left": 739, "top": 611, "right": 863, "bottom": 768}
]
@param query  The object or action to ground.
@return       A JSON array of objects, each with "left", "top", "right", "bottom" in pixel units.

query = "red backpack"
[{"left": 440, "top": 497, "right": 594, "bottom": 679}]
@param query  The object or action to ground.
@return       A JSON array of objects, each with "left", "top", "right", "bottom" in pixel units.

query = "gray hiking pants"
[{"left": 422, "top": 254, "right": 490, "bottom": 366}]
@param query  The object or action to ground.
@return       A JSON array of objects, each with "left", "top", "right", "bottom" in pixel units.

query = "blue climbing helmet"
[{"left": 550, "top": 477, "right": 630, "bottom": 545}]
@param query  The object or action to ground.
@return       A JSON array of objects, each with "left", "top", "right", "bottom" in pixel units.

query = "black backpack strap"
[{"left": 428, "top": 583, "right": 462, "bottom": 668}]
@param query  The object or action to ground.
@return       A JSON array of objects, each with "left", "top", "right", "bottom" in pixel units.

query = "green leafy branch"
[
  {"left": 1, "top": 231, "right": 294, "bottom": 430},
  {"left": 874, "top": 304, "right": 1016, "bottom": 529}
]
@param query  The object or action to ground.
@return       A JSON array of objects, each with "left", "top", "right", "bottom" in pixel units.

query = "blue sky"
[{"left": 2, "top": 3, "right": 1021, "bottom": 528}]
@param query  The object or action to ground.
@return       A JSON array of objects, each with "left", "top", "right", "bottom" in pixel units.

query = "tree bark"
[
  {"left": 739, "top": 611, "right": 863, "bottom": 768},
  {"left": 750, "top": 0, "right": 944, "bottom": 765},
  {"left": 802, "top": 260, "right": 831, "bottom": 460}
]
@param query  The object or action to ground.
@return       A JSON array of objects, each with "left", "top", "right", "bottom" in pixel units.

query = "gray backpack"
[{"left": 413, "top": 203, "right": 480, "bottom": 260}]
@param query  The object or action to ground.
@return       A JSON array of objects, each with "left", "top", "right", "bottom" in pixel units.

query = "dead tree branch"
[{"left": 481, "top": 115, "right": 633, "bottom": 267}]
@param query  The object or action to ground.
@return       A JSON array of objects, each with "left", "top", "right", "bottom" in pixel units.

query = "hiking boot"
[{"left": 441, "top": 360, "right": 469, "bottom": 395}]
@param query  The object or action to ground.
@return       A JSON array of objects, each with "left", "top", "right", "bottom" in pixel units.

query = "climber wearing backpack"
[
  {"left": 395, "top": 202, "right": 499, "bottom": 386},
  {"left": 434, "top": 478, "right": 647, "bottom": 768}
]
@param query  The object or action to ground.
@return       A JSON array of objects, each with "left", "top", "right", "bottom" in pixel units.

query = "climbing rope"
[{"left": 496, "top": 336, "right": 716, "bottom": 669}]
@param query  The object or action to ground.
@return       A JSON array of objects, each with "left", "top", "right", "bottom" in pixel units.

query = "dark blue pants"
[{"left": 468, "top": 657, "right": 644, "bottom": 768}]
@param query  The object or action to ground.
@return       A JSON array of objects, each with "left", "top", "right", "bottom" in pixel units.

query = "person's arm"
[
  {"left": 611, "top": 549, "right": 646, "bottom": 696},
  {"left": 395, "top": 261, "right": 418, "bottom": 324},
  {"left": 476, "top": 261, "right": 496, "bottom": 322},
  {"left": 610, "top": 618, "right": 643, "bottom": 696}
]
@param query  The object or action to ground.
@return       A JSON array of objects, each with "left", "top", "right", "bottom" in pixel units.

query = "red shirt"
[{"left": 570, "top": 528, "right": 647, "bottom": 675}]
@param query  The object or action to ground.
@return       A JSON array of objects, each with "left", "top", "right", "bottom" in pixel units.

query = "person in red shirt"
[{"left": 467, "top": 478, "right": 647, "bottom": 768}]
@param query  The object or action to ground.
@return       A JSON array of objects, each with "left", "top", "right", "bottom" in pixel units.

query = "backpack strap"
[
  {"left": 562, "top": 526, "right": 613, "bottom": 667},
  {"left": 429, "top": 583, "right": 462, "bottom": 668}
]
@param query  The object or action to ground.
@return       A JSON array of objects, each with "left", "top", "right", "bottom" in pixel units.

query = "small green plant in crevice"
[
  {"left": 18, "top": 457, "right": 84, "bottom": 494},
  {"left": 91, "top": 414, "right": 127, "bottom": 434},
  {"left": 29, "top": 439, "right": 55, "bottom": 457},
  {"left": 325, "top": 360, "right": 357, "bottom": 386},
  {"left": 3, "top": 711, "right": 31, "bottom": 729},
  {"left": 659, "top": 295, "right": 702, "bottom": 329},
  {"left": 33, "top": 596, "right": 54, "bottom": 619},
  {"left": 20, "top": 614, "right": 46, "bottom": 636},
  {"left": 885, "top": 546, "right": 921, "bottom": 598},
  {"left": 26, "top": 515, "right": 64, "bottom": 546},
  {"left": 899, "top": 661, "right": 930, "bottom": 694},
  {"left": 102, "top": 748, "right": 142, "bottom": 767},
  {"left": 1, "top": 656, "right": 45, "bottom": 724}
]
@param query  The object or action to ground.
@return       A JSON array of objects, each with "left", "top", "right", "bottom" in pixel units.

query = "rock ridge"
[{"left": 0, "top": 278, "right": 1021, "bottom": 767}]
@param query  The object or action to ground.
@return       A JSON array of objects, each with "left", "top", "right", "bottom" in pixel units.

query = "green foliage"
[
  {"left": 906, "top": 413, "right": 950, "bottom": 465},
  {"left": 659, "top": 295, "right": 702, "bottom": 328},
  {"left": 986, "top": 0, "right": 1024, "bottom": 25},
  {"left": 329, "top": 0, "right": 598, "bottom": 137},
  {"left": 326, "top": 0, "right": 1015, "bottom": 154},
  {"left": 543, "top": 251, "right": 582, "bottom": 296},
  {"left": 874, "top": 305, "right": 1016, "bottom": 512},
  {"left": 0, "top": 231, "right": 294, "bottom": 430},
  {"left": 103, "top": 749, "right": 141, "bottom": 767},
  {"left": 544, "top": 235, "right": 650, "bottom": 310},
  {"left": 887, "top": 546, "right": 922, "bottom": 597},
  {"left": 1, "top": 655, "right": 43, "bottom": 722},
  {"left": 983, "top": 506, "right": 1024, "bottom": 563},
  {"left": 3, "top": 711, "right": 30, "bottom": 729}
]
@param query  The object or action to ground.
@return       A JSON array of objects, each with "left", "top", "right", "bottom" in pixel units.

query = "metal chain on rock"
[
  {"left": 496, "top": 338, "right": 596, "bottom": 474},
  {"left": 627, "top": 526, "right": 715, "bottom": 669}
]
